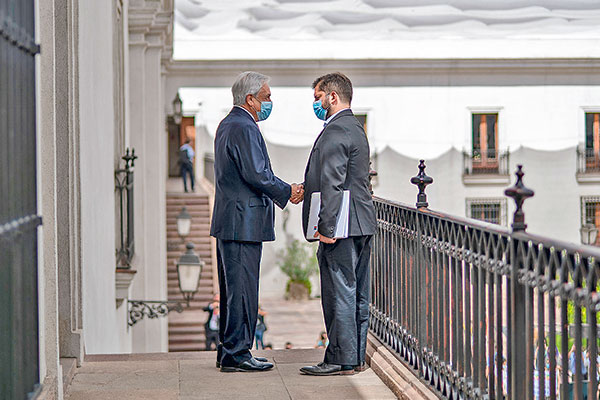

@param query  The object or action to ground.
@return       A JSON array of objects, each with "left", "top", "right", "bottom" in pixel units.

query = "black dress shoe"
[
  {"left": 354, "top": 362, "right": 369, "bottom": 372},
  {"left": 217, "top": 357, "right": 267, "bottom": 368},
  {"left": 220, "top": 357, "right": 274, "bottom": 372},
  {"left": 299, "top": 362, "right": 354, "bottom": 376},
  {"left": 217, "top": 356, "right": 268, "bottom": 368}
]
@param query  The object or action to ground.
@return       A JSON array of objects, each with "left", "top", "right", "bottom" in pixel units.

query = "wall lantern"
[
  {"left": 172, "top": 93, "right": 183, "bottom": 124},
  {"left": 176, "top": 206, "right": 191, "bottom": 239},
  {"left": 177, "top": 242, "right": 204, "bottom": 305}
]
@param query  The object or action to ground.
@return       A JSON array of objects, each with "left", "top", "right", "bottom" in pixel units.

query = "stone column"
[
  {"left": 55, "top": 0, "right": 84, "bottom": 364},
  {"left": 127, "top": 0, "right": 172, "bottom": 352},
  {"left": 36, "top": 0, "right": 64, "bottom": 396}
]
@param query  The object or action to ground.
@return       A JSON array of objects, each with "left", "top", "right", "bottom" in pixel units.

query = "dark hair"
[{"left": 312, "top": 72, "right": 353, "bottom": 104}]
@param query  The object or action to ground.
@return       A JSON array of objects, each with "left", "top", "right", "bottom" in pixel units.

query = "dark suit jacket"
[
  {"left": 210, "top": 107, "right": 291, "bottom": 242},
  {"left": 302, "top": 109, "right": 377, "bottom": 241}
]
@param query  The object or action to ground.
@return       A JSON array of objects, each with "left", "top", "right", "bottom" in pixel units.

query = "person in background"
[
  {"left": 285, "top": 342, "right": 293, "bottom": 350},
  {"left": 255, "top": 306, "right": 268, "bottom": 350},
  {"left": 179, "top": 138, "right": 195, "bottom": 192},
  {"left": 203, "top": 293, "right": 220, "bottom": 351},
  {"left": 263, "top": 343, "right": 273, "bottom": 350},
  {"left": 316, "top": 331, "right": 329, "bottom": 349}
]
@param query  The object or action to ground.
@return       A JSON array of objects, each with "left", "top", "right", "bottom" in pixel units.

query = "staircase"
[{"left": 166, "top": 190, "right": 215, "bottom": 352}]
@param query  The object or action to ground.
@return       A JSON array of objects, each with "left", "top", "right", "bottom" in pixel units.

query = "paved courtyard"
[
  {"left": 66, "top": 349, "right": 396, "bottom": 400},
  {"left": 257, "top": 297, "right": 327, "bottom": 350}
]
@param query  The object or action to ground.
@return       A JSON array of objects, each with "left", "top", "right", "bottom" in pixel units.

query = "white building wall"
[{"left": 183, "top": 82, "right": 600, "bottom": 298}]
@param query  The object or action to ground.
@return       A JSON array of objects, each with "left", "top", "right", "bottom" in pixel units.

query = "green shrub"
[{"left": 277, "top": 240, "right": 318, "bottom": 295}]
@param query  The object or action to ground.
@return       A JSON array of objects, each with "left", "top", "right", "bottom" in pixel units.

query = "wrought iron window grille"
[
  {"left": 466, "top": 197, "right": 508, "bottom": 226},
  {"left": 577, "top": 146, "right": 600, "bottom": 174},
  {"left": 115, "top": 148, "right": 137, "bottom": 269},
  {"left": 463, "top": 149, "right": 510, "bottom": 176}
]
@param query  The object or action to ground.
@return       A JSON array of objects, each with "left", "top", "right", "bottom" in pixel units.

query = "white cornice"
[{"left": 165, "top": 58, "right": 600, "bottom": 87}]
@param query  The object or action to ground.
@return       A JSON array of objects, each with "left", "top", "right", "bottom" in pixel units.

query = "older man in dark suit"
[
  {"left": 210, "top": 71, "right": 303, "bottom": 372},
  {"left": 299, "top": 72, "right": 377, "bottom": 376}
]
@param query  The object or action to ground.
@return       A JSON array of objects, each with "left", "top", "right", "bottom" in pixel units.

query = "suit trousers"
[
  {"left": 318, "top": 235, "right": 372, "bottom": 366},
  {"left": 216, "top": 239, "right": 262, "bottom": 367}
]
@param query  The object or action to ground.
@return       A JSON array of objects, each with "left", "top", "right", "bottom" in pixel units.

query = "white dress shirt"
[{"left": 324, "top": 107, "right": 351, "bottom": 126}]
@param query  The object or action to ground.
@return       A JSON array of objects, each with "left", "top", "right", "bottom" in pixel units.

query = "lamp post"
[
  {"left": 580, "top": 220, "right": 599, "bottom": 245},
  {"left": 172, "top": 93, "right": 183, "bottom": 125},
  {"left": 176, "top": 206, "right": 191, "bottom": 240},
  {"left": 177, "top": 242, "right": 204, "bottom": 306}
]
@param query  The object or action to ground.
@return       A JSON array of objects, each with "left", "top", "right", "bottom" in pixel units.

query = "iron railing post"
[
  {"left": 504, "top": 165, "right": 534, "bottom": 400},
  {"left": 411, "top": 160, "right": 433, "bottom": 378}
]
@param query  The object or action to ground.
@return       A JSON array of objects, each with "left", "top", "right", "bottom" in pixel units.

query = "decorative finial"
[
  {"left": 369, "top": 161, "right": 378, "bottom": 195},
  {"left": 122, "top": 147, "right": 138, "bottom": 169},
  {"left": 504, "top": 165, "right": 534, "bottom": 232},
  {"left": 410, "top": 160, "right": 433, "bottom": 209}
]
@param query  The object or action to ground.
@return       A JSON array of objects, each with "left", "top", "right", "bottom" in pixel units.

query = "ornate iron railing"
[
  {"left": 1, "top": 1, "right": 42, "bottom": 398},
  {"left": 463, "top": 149, "right": 510, "bottom": 176},
  {"left": 577, "top": 146, "right": 600, "bottom": 174},
  {"left": 370, "top": 161, "right": 600, "bottom": 400},
  {"left": 115, "top": 148, "right": 137, "bottom": 268}
]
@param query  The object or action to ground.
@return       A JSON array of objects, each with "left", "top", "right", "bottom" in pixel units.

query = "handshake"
[{"left": 290, "top": 183, "right": 305, "bottom": 205}]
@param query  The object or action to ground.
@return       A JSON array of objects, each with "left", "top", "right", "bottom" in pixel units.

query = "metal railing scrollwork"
[
  {"left": 115, "top": 148, "right": 137, "bottom": 268},
  {"left": 370, "top": 160, "right": 600, "bottom": 400}
]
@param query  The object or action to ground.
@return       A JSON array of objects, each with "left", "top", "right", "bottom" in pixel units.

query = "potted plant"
[{"left": 277, "top": 239, "right": 318, "bottom": 300}]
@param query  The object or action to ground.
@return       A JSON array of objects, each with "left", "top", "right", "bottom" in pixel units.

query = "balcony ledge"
[
  {"left": 576, "top": 172, "right": 600, "bottom": 184},
  {"left": 115, "top": 268, "right": 137, "bottom": 305},
  {"left": 462, "top": 174, "right": 510, "bottom": 186}
]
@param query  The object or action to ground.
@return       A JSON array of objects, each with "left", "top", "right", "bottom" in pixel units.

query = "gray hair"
[{"left": 231, "top": 71, "right": 270, "bottom": 106}]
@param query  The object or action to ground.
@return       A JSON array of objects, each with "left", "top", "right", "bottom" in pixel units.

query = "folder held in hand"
[{"left": 305, "top": 190, "right": 350, "bottom": 240}]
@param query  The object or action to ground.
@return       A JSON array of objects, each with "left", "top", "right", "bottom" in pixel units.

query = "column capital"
[{"left": 128, "top": 0, "right": 173, "bottom": 55}]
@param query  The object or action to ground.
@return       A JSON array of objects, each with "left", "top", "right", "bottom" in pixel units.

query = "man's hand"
[
  {"left": 290, "top": 183, "right": 304, "bottom": 204},
  {"left": 314, "top": 231, "right": 336, "bottom": 244}
]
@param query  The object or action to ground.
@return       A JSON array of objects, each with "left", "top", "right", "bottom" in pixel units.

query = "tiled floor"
[{"left": 67, "top": 349, "right": 397, "bottom": 400}]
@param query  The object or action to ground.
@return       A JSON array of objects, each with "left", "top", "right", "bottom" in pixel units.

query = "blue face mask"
[
  {"left": 255, "top": 100, "right": 272, "bottom": 121},
  {"left": 313, "top": 97, "right": 329, "bottom": 121}
]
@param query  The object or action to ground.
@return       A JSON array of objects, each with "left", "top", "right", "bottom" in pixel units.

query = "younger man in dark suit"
[{"left": 300, "top": 72, "right": 377, "bottom": 376}]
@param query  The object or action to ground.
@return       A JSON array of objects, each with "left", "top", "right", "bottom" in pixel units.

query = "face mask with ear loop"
[
  {"left": 251, "top": 95, "right": 273, "bottom": 121},
  {"left": 312, "top": 94, "right": 330, "bottom": 121}
]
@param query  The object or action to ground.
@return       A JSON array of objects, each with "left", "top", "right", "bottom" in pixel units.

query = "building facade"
[
  {"left": 170, "top": 58, "right": 600, "bottom": 298},
  {"left": 1, "top": 0, "right": 175, "bottom": 398}
]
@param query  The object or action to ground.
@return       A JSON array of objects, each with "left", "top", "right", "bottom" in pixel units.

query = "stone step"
[
  {"left": 166, "top": 196, "right": 209, "bottom": 202},
  {"left": 166, "top": 201, "right": 209, "bottom": 207},
  {"left": 169, "top": 333, "right": 205, "bottom": 343},
  {"left": 166, "top": 209, "right": 210, "bottom": 216},
  {"left": 167, "top": 342, "right": 205, "bottom": 352},
  {"left": 167, "top": 193, "right": 215, "bottom": 353},
  {"left": 167, "top": 279, "right": 213, "bottom": 287},
  {"left": 169, "top": 319, "right": 207, "bottom": 328},
  {"left": 168, "top": 325, "right": 205, "bottom": 335},
  {"left": 167, "top": 273, "right": 213, "bottom": 281}
]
